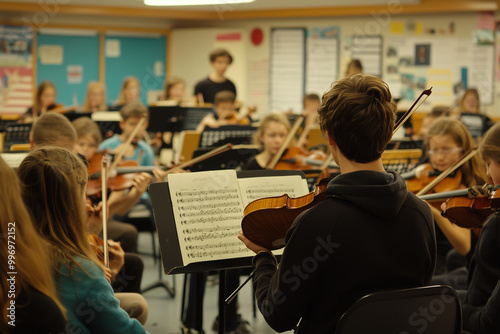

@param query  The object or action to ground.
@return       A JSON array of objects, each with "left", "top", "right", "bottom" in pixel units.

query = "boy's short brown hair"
[
  {"left": 318, "top": 74, "right": 396, "bottom": 163},
  {"left": 303, "top": 93, "right": 320, "bottom": 107},
  {"left": 72, "top": 117, "right": 103, "bottom": 145},
  {"left": 120, "top": 101, "right": 149, "bottom": 121},
  {"left": 31, "top": 112, "right": 77, "bottom": 149},
  {"left": 209, "top": 48, "right": 233, "bottom": 64},
  {"left": 214, "top": 91, "right": 236, "bottom": 105}
]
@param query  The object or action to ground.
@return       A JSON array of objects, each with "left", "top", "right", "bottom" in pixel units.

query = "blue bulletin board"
[
  {"left": 36, "top": 32, "right": 99, "bottom": 107},
  {"left": 104, "top": 35, "right": 166, "bottom": 106}
]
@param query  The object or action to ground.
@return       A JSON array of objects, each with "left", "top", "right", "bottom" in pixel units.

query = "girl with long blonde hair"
[{"left": 82, "top": 81, "right": 107, "bottom": 112}]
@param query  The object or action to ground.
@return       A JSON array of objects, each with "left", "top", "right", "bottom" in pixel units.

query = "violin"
[
  {"left": 242, "top": 177, "right": 330, "bottom": 250},
  {"left": 436, "top": 185, "right": 500, "bottom": 229},
  {"left": 405, "top": 164, "right": 463, "bottom": 194},
  {"left": 241, "top": 87, "right": 433, "bottom": 249}
]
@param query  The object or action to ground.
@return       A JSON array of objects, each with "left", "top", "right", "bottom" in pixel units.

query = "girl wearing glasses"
[{"left": 415, "top": 117, "right": 488, "bottom": 275}]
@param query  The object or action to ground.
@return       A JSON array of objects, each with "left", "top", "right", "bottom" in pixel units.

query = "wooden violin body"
[
  {"left": 241, "top": 178, "right": 330, "bottom": 250},
  {"left": 406, "top": 164, "right": 462, "bottom": 194},
  {"left": 442, "top": 186, "right": 500, "bottom": 228}
]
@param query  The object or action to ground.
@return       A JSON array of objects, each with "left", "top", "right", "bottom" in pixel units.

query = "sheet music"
[
  {"left": 238, "top": 175, "right": 309, "bottom": 208},
  {"left": 168, "top": 171, "right": 310, "bottom": 265},
  {"left": 168, "top": 170, "right": 251, "bottom": 265}
]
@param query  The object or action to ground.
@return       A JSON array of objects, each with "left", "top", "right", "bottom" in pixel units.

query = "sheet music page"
[
  {"left": 168, "top": 170, "right": 252, "bottom": 265},
  {"left": 238, "top": 175, "right": 309, "bottom": 208}
]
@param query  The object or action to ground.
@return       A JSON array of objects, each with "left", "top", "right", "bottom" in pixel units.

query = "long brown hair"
[
  {"left": 0, "top": 156, "right": 66, "bottom": 331},
  {"left": 163, "top": 77, "right": 185, "bottom": 101},
  {"left": 425, "top": 117, "right": 488, "bottom": 187},
  {"left": 33, "top": 80, "right": 56, "bottom": 112},
  {"left": 480, "top": 122, "right": 500, "bottom": 164},
  {"left": 17, "top": 147, "right": 104, "bottom": 275}
]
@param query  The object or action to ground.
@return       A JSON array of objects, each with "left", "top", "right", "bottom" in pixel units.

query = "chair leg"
[
  {"left": 180, "top": 274, "right": 188, "bottom": 322},
  {"left": 252, "top": 291, "right": 257, "bottom": 319}
]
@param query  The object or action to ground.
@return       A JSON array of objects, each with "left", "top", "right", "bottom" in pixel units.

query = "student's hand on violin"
[
  {"left": 152, "top": 168, "right": 167, "bottom": 182},
  {"left": 238, "top": 231, "right": 270, "bottom": 255},
  {"left": 104, "top": 267, "right": 112, "bottom": 284},
  {"left": 108, "top": 240, "right": 125, "bottom": 279},
  {"left": 131, "top": 172, "right": 153, "bottom": 194},
  {"left": 86, "top": 201, "right": 109, "bottom": 235}
]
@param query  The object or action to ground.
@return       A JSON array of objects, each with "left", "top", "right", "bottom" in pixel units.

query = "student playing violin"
[
  {"left": 21, "top": 81, "right": 57, "bottom": 122},
  {"left": 81, "top": 81, "right": 108, "bottom": 112},
  {"left": 413, "top": 117, "right": 488, "bottom": 274},
  {"left": 239, "top": 74, "right": 436, "bottom": 333},
  {"left": 461, "top": 122, "right": 500, "bottom": 333},
  {"left": 30, "top": 113, "right": 148, "bottom": 321},
  {"left": 243, "top": 112, "right": 291, "bottom": 170},
  {"left": 0, "top": 156, "right": 68, "bottom": 333},
  {"left": 196, "top": 91, "right": 250, "bottom": 132},
  {"left": 112, "top": 77, "right": 141, "bottom": 111},
  {"left": 17, "top": 146, "right": 148, "bottom": 334}
]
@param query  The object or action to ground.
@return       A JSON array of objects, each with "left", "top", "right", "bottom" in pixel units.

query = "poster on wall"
[{"left": 0, "top": 25, "right": 34, "bottom": 114}]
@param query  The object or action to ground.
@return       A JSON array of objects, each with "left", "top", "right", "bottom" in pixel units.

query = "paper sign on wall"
[
  {"left": 39, "top": 45, "right": 63, "bottom": 65},
  {"left": 105, "top": 39, "right": 121, "bottom": 58},
  {"left": 67, "top": 65, "right": 83, "bottom": 84}
]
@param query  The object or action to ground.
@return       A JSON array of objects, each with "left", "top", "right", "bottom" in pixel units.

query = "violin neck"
[{"left": 114, "top": 165, "right": 167, "bottom": 175}]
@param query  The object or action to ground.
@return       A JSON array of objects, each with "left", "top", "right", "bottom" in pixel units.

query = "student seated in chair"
[{"left": 239, "top": 74, "right": 436, "bottom": 333}]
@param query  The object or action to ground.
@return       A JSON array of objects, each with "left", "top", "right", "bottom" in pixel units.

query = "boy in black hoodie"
[{"left": 239, "top": 74, "right": 436, "bottom": 333}]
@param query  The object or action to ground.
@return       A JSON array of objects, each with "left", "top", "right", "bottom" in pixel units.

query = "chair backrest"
[{"left": 335, "top": 285, "right": 462, "bottom": 334}]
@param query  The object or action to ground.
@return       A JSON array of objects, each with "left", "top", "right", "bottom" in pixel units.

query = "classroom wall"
[{"left": 170, "top": 12, "right": 500, "bottom": 118}]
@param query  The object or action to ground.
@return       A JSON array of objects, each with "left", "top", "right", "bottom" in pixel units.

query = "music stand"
[
  {"left": 188, "top": 146, "right": 259, "bottom": 172},
  {"left": 199, "top": 125, "right": 255, "bottom": 148},
  {"left": 64, "top": 112, "right": 92, "bottom": 122},
  {"left": 183, "top": 107, "right": 214, "bottom": 131},
  {"left": 147, "top": 106, "right": 186, "bottom": 133},
  {"left": 149, "top": 170, "right": 307, "bottom": 334}
]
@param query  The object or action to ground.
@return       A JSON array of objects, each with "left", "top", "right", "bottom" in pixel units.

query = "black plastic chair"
[{"left": 335, "top": 285, "right": 462, "bottom": 334}]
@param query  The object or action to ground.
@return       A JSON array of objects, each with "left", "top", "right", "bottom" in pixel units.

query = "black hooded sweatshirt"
[{"left": 252, "top": 170, "right": 436, "bottom": 333}]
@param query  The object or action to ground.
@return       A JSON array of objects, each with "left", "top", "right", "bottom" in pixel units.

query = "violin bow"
[
  {"left": 101, "top": 155, "right": 110, "bottom": 268},
  {"left": 266, "top": 115, "right": 305, "bottom": 169},
  {"left": 165, "top": 143, "right": 233, "bottom": 175},
  {"left": 393, "top": 87, "right": 432, "bottom": 134},
  {"left": 416, "top": 148, "right": 478, "bottom": 197},
  {"left": 109, "top": 116, "right": 146, "bottom": 173}
]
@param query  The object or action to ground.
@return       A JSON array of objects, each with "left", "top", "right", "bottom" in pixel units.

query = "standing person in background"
[
  {"left": 82, "top": 81, "right": 108, "bottom": 112},
  {"left": 193, "top": 48, "right": 236, "bottom": 105},
  {"left": 454, "top": 88, "right": 493, "bottom": 139},
  {"left": 112, "top": 77, "right": 141, "bottom": 111},
  {"left": 344, "top": 59, "right": 363, "bottom": 77}
]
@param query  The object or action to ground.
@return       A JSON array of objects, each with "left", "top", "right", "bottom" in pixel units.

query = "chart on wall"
[
  {"left": 351, "top": 35, "right": 383, "bottom": 78},
  {"left": 270, "top": 28, "right": 306, "bottom": 114},
  {"left": 385, "top": 37, "right": 495, "bottom": 106},
  {"left": 0, "top": 25, "right": 34, "bottom": 114},
  {"left": 305, "top": 26, "right": 340, "bottom": 98}
]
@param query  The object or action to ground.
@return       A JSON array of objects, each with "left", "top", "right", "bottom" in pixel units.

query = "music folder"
[{"left": 149, "top": 169, "right": 308, "bottom": 275}]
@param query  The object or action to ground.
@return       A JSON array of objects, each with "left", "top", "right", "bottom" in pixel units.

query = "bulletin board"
[
  {"left": 37, "top": 31, "right": 100, "bottom": 106},
  {"left": 385, "top": 36, "right": 495, "bottom": 106},
  {"left": 104, "top": 34, "right": 166, "bottom": 106}
]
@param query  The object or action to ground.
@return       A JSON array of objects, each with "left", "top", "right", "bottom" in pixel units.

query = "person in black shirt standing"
[{"left": 193, "top": 48, "right": 236, "bottom": 105}]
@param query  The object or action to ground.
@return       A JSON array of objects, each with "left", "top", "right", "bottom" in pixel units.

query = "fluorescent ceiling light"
[{"left": 144, "top": 0, "right": 254, "bottom": 6}]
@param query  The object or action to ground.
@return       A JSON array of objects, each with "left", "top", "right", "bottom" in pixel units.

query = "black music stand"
[
  {"left": 147, "top": 106, "right": 186, "bottom": 133},
  {"left": 64, "top": 111, "right": 92, "bottom": 122},
  {"left": 189, "top": 147, "right": 259, "bottom": 172},
  {"left": 199, "top": 125, "right": 255, "bottom": 148},
  {"left": 4, "top": 123, "right": 31, "bottom": 151},
  {"left": 149, "top": 170, "right": 306, "bottom": 334}
]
